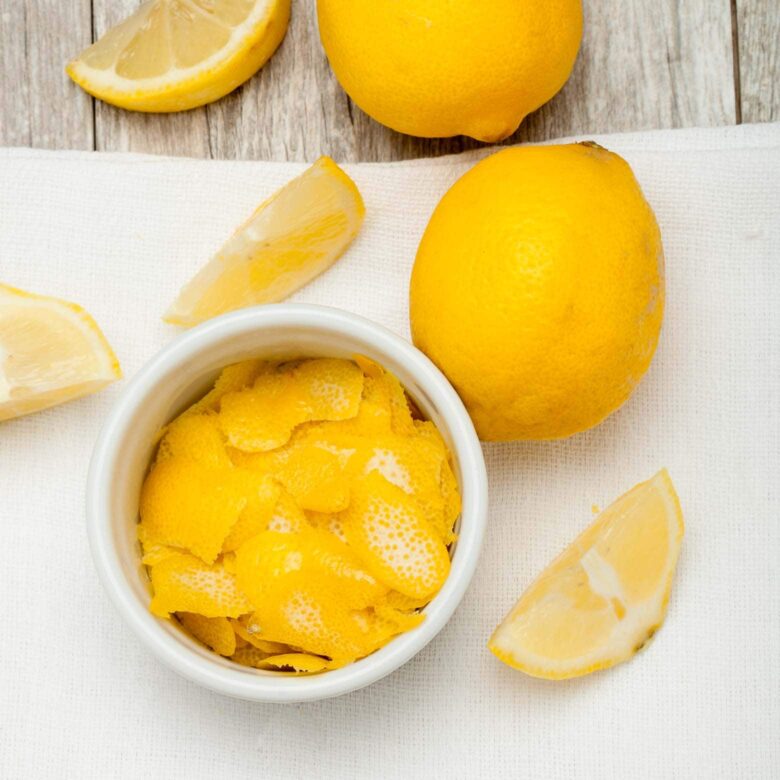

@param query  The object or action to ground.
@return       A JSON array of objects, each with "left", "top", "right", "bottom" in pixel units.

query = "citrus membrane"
[
  {"left": 67, "top": 0, "right": 291, "bottom": 112},
  {"left": 139, "top": 356, "right": 462, "bottom": 672},
  {"left": 164, "top": 158, "right": 365, "bottom": 326},
  {"left": 0, "top": 283, "right": 121, "bottom": 422},
  {"left": 489, "top": 470, "right": 684, "bottom": 679}
]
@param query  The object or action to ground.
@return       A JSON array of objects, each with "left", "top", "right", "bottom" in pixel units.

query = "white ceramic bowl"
[{"left": 86, "top": 304, "right": 487, "bottom": 703}]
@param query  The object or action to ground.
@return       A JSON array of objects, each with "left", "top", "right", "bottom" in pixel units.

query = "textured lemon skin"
[
  {"left": 410, "top": 143, "right": 664, "bottom": 441},
  {"left": 66, "top": 0, "right": 290, "bottom": 113},
  {"left": 316, "top": 0, "right": 583, "bottom": 141}
]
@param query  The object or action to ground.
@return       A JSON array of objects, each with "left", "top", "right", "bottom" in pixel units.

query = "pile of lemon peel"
[{"left": 138, "top": 356, "right": 461, "bottom": 672}]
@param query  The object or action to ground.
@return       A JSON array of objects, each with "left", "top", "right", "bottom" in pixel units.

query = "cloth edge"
[{"left": 1, "top": 123, "right": 778, "bottom": 171}]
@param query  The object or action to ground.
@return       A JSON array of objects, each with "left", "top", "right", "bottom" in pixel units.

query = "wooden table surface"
[{"left": 1, "top": 1, "right": 778, "bottom": 161}]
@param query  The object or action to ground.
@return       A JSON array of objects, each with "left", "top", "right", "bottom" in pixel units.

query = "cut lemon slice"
[
  {"left": 0, "top": 284, "right": 121, "bottom": 422},
  {"left": 489, "top": 470, "right": 684, "bottom": 680},
  {"left": 164, "top": 157, "right": 365, "bottom": 326},
  {"left": 66, "top": 0, "right": 290, "bottom": 112}
]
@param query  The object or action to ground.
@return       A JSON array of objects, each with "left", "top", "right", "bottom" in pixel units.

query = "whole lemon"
[
  {"left": 316, "top": 0, "right": 583, "bottom": 142},
  {"left": 409, "top": 143, "right": 664, "bottom": 441}
]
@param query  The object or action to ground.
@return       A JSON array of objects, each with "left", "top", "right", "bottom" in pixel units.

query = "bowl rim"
[{"left": 86, "top": 303, "right": 488, "bottom": 703}]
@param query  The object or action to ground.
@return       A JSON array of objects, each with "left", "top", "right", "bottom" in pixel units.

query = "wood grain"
[
  {"left": 0, "top": 0, "right": 766, "bottom": 161},
  {"left": 91, "top": 0, "right": 211, "bottom": 157},
  {"left": 736, "top": 0, "right": 780, "bottom": 122},
  {"left": 204, "top": 3, "right": 358, "bottom": 161},
  {"left": 0, "top": 0, "right": 93, "bottom": 149},
  {"left": 88, "top": 0, "right": 739, "bottom": 161},
  {"left": 338, "top": 0, "right": 739, "bottom": 161},
  {"left": 520, "top": 1, "right": 737, "bottom": 140}
]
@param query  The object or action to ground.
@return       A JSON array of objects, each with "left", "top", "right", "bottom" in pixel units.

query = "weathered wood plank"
[
  {"left": 179, "top": 0, "right": 739, "bottom": 161},
  {"left": 4, "top": 0, "right": 742, "bottom": 161},
  {"left": 736, "top": 0, "right": 780, "bottom": 122},
  {"left": 204, "top": 3, "right": 358, "bottom": 161},
  {"left": 343, "top": 0, "right": 738, "bottom": 160},
  {"left": 521, "top": 0, "right": 738, "bottom": 140},
  {"left": 0, "top": 0, "right": 93, "bottom": 149},
  {"left": 209, "top": 0, "right": 738, "bottom": 161},
  {"left": 90, "top": 0, "right": 740, "bottom": 162},
  {"left": 91, "top": 0, "right": 211, "bottom": 157}
]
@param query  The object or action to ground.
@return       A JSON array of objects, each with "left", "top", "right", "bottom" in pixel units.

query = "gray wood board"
[
  {"left": 3, "top": 0, "right": 776, "bottom": 160},
  {"left": 737, "top": 0, "right": 780, "bottom": 122},
  {"left": 0, "top": 0, "right": 94, "bottom": 149}
]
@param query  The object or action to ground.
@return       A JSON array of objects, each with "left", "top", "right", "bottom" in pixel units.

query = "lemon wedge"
[
  {"left": 0, "top": 284, "right": 121, "bottom": 422},
  {"left": 164, "top": 156, "right": 365, "bottom": 327},
  {"left": 489, "top": 470, "right": 684, "bottom": 679},
  {"left": 66, "top": 0, "right": 290, "bottom": 112}
]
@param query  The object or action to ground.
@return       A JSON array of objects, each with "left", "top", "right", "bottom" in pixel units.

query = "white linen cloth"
[{"left": 0, "top": 124, "right": 778, "bottom": 779}]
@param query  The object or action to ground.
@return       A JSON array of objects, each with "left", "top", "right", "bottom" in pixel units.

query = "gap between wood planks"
[
  {"left": 89, "top": 0, "right": 97, "bottom": 149},
  {"left": 731, "top": 0, "right": 743, "bottom": 124}
]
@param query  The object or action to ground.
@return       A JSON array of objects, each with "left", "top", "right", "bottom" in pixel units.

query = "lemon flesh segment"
[
  {"left": 0, "top": 283, "right": 121, "bottom": 422},
  {"left": 66, "top": 0, "right": 291, "bottom": 112},
  {"left": 489, "top": 470, "right": 684, "bottom": 680},
  {"left": 165, "top": 157, "right": 365, "bottom": 327}
]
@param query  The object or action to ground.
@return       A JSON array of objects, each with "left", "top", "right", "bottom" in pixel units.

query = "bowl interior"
[{"left": 98, "top": 309, "right": 484, "bottom": 698}]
